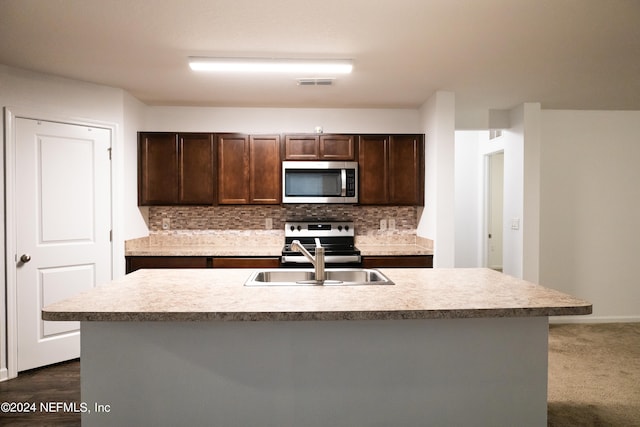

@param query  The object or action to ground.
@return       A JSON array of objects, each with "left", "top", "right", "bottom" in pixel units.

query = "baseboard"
[
  {"left": 550, "top": 315, "right": 640, "bottom": 324},
  {"left": 0, "top": 367, "right": 8, "bottom": 382}
]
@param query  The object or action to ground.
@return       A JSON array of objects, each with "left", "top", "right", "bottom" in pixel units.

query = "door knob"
[{"left": 20, "top": 254, "right": 31, "bottom": 263}]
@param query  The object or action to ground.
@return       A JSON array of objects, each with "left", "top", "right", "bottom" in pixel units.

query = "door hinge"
[
  {"left": 110, "top": 230, "right": 113, "bottom": 242},
  {"left": 108, "top": 147, "right": 112, "bottom": 160}
]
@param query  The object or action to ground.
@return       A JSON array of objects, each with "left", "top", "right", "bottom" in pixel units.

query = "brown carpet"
[{"left": 548, "top": 322, "right": 640, "bottom": 426}]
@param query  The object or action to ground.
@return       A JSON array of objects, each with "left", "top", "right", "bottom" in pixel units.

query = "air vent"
[{"left": 296, "top": 78, "right": 335, "bottom": 86}]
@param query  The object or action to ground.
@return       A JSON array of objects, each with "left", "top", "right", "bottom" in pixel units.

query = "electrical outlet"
[
  {"left": 162, "top": 218, "right": 170, "bottom": 230},
  {"left": 379, "top": 219, "right": 387, "bottom": 231},
  {"left": 511, "top": 218, "right": 520, "bottom": 230},
  {"left": 265, "top": 218, "right": 273, "bottom": 230},
  {"left": 388, "top": 218, "right": 396, "bottom": 230}
]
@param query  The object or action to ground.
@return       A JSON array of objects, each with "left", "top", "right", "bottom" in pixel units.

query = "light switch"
[
  {"left": 379, "top": 219, "right": 387, "bottom": 231},
  {"left": 265, "top": 218, "right": 273, "bottom": 230},
  {"left": 511, "top": 218, "right": 520, "bottom": 230},
  {"left": 388, "top": 218, "right": 396, "bottom": 230}
]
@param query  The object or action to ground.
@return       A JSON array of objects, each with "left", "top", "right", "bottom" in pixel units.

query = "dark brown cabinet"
[
  {"left": 125, "top": 256, "right": 281, "bottom": 273},
  {"left": 361, "top": 255, "right": 433, "bottom": 268},
  {"left": 358, "top": 135, "right": 388, "bottom": 204},
  {"left": 126, "top": 256, "right": 211, "bottom": 273},
  {"left": 211, "top": 257, "right": 281, "bottom": 268},
  {"left": 284, "top": 134, "right": 355, "bottom": 160},
  {"left": 138, "top": 132, "right": 215, "bottom": 205},
  {"left": 358, "top": 134, "right": 424, "bottom": 205},
  {"left": 217, "top": 133, "right": 281, "bottom": 204},
  {"left": 125, "top": 254, "right": 431, "bottom": 274}
]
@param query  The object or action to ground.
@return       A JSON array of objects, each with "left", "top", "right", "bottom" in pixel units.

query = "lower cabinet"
[
  {"left": 126, "top": 256, "right": 211, "bottom": 273},
  {"left": 126, "top": 255, "right": 433, "bottom": 274},
  {"left": 361, "top": 255, "right": 433, "bottom": 268},
  {"left": 125, "top": 256, "right": 280, "bottom": 274},
  {"left": 211, "top": 257, "right": 282, "bottom": 269}
]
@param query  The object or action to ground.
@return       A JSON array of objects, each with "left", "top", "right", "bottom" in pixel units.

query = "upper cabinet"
[
  {"left": 138, "top": 130, "right": 423, "bottom": 207},
  {"left": 284, "top": 134, "right": 355, "bottom": 160},
  {"left": 358, "top": 134, "right": 424, "bottom": 206},
  {"left": 138, "top": 132, "right": 215, "bottom": 205},
  {"left": 217, "top": 133, "right": 281, "bottom": 204},
  {"left": 358, "top": 135, "right": 388, "bottom": 204}
]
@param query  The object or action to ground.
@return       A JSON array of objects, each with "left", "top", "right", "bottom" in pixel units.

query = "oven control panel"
[{"left": 284, "top": 221, "right": 355, "bottom": 237}]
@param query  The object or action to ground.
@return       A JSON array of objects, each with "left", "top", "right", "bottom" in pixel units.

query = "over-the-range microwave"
[{"left": 282, "top": 161, "right": 358, "bottom": 204}]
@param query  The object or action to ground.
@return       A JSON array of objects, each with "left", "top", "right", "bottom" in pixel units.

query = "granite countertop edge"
[
  {"left": 124, "top": 244, "right": 433, "bottom": 257},
  {"left": 42, "top": 306, "right": 592, "bottom": 322}
]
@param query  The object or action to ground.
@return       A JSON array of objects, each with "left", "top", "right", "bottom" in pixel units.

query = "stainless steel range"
[{"left": 281, "top": 221, "right": 361, "bottom": 265}]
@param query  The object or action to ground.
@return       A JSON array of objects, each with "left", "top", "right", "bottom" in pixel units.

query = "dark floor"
[{"left": 0, "top": 359, "right": 80, "bottom": 427}]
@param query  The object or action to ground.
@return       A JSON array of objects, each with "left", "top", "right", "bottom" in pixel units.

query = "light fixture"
[{"left": 188, "top": 57, "right": 353, "bottom": 74}]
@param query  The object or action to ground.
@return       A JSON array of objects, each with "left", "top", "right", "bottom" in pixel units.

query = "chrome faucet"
[{"left": 290, "top": 238, "right": 325, "bottom": 282}]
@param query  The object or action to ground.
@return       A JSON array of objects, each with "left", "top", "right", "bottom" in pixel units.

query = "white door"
[
  {"left": 15, "top": 118, "right": 112, "bottom": 371},
  {"left": 487, "top": 152, "right": 504, "bottom": 271}
]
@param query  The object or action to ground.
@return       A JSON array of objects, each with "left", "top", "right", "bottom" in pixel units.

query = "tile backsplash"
[{"left": 149, "top": 205, "right": 418, "bottom": 236}]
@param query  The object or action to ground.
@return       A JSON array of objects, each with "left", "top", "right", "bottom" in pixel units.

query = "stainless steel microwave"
[{"left": 282, "top": 161, "right": 358, "bottom": 203}]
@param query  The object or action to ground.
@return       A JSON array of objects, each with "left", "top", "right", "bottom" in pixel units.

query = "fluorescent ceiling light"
[{"left": 188, "top": 57, "right": 353, "bottom": 74}]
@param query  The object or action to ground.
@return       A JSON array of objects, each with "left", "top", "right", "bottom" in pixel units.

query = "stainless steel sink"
[{"left": 244, "top": 268, "right": 394, "bottom": 286}]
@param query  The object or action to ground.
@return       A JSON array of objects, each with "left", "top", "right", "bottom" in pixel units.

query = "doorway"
[
  {"left": 5, "top": 110, "right": 114, "bottom": 378},
  {"left": 486, "top": 151, "right": 504, "bottom": 271}
]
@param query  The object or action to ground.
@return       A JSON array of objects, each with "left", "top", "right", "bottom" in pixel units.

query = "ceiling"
[{"left": 1, "top": 0, "right": 639, "bottom": 125}]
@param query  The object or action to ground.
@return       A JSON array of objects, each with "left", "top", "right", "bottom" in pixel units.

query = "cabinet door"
[
  {"left": 319, "top": 135, "right": 355, "bottom": 160},
  {"left": 250, "top": 135, "right": 281, "bottom": 204},
  {"left": 212, "top": 257, "right": 281, "bottom": 268},
  {"left": 358, "top": 135, "right": 389, "bottom": 204},
  {"left": 361, "top": 255, "right": 433, "bottom": 268},
  {"left": 126, "top": 256, "right": 210, "bottom": 273},
  {"left": 284, "top": 135, "right": 319, "bottom": 160},
  {"left": 179, "top": 133, "right": 215, "bottom": 204},
  {"left": 139, "top": 133, "right": 178, "bottom": 205},
  {"left": 389, "top": 135, "right": 424, "bottom": 205},
  {"left": 217, "top": 134, "right": 250, "bottom": 204}
]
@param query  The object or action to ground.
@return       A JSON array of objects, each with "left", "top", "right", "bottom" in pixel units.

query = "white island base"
[{"left": 81, "top": 316, "right": 548, "bottom": 426}]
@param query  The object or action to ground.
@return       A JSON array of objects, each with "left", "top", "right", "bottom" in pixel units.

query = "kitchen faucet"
[{"left": 290, "top": 238, "right": 325, "bottom": 282}]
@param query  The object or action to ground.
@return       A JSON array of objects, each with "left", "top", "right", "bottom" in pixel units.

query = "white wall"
[
  {"left": 418, "top": 91, "right": 456, "bottom": 267},
  {"left": 453, "top": 103, "right": 541, "bottom": 281},
  {"left": 501, "top": 106, "right": 526, "bottom": 278},
  {"left": 521, "top": 104, "right": 541, "bottom": 283},
  {"left": 122, "top": 92, "right": 149, "bottom": 240},
  {"left": 142, "top": 106, "right": 422, "bottom": 134},
  {"left": 0, "top": 66, "right": 122, "bottom": 120},
  {"left": 541, "top": 110, "right": 640, "bottom": 321},
  {"left": 455, "top": 107, "right": 640, "bottom": 321},
  {"left": 454, "top": 131, "right": 482, "bottom": 267},
  {"left": 454, "top": 131, "right": 507, "bottom": 269}
]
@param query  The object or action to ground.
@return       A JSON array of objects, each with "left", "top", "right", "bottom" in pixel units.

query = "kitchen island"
[{"left": 43, "top": 268, "right": 591, "bottom": 426}]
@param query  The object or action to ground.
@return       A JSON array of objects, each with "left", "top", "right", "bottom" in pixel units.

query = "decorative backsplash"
[{"left": 148, "top": 205, "right": 418, "bottom": 236}]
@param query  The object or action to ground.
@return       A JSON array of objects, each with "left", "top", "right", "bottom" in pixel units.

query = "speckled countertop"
[
  {"left": 42, "top": 268, "right": 591, "bottom": 322},
  {"left": 357, "top": 244, "right": 432, "bottom": 256},
  {"left": 124, "top": 235, "right": 434, "bottom": 257},
  {"left": 124, "top": 244, "right": 432, "bottom": 257},
  {"left": 125, "top": 244, "right": 285, "bottom": 257}
]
